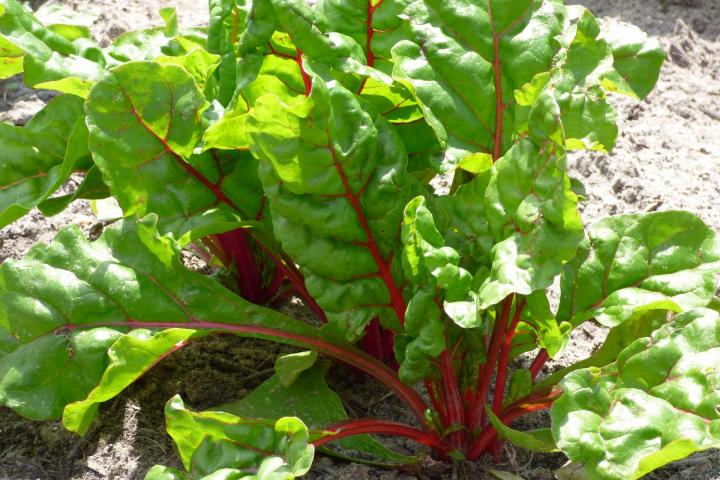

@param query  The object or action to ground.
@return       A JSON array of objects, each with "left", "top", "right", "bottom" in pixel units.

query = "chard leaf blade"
[
  {"left": 558, "top": 211, "right": 720, "bottom": 328},
  {"left": 552, "top": 309, "right": 720, "bottom": 480}
]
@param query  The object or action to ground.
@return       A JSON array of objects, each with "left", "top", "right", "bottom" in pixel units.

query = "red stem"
[
  {"left": 262, "top": 266, "right": 286, "bottom": 303},
  {"left": 256, "top": 242, "right": 328, "bottom": 323},
  {"left": 439, "top": 350, "right": 465, "bottom": 449},
  {"left": 491, "top": 299, "right": 526, "bottom": 415},
  {"left": 362, "top": 317, "right": 385, "bottom": 362},
  {"left": 356, "top": 0, "right": 383, "bottom": 94},
  {"left": 468, "top": 296, "right": 514, "bottom": 433},
  {"left": 295, "top": 48, "right": 312, "bottom": 96},
  {"left": 530, "top": 349, "right": 549, "bottom": 380},
  {"left": 215, "top": 230, "right": 264, "bottom": 304},
  {"left": 314, "top": 418, "right": 453, "bottom": 457},
  {"left": 424, "top": 379, "right": 447, "bottom": 427},
  {"left": 488, "top": 2, "right": 504, "bottom": 162},
  {"left": 58, "top": 319, "right": 429, "bottom": 428}
]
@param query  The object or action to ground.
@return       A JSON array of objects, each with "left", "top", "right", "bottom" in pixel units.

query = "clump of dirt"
[{"left": 1, "top": 0, "right": 720, "bottom": 479}]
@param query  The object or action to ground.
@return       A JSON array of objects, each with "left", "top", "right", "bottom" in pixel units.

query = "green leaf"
[
  {"left": 505, "top": 368, "right": 532, "bottom": 406},
  {"left": 247, "top": 69, "right": 419, "bottom": 339},
  {"left": 203, "top": 52, "right": 307, "bottom": 152},
  {"left": 395, "top": 287, "right": 445, "bottom": 384},
  {"left": 0, "top": 94, "right": 89, "bottom": 227},
  {"left": 208, "top": 0, "right": 251, "bottom": 105},
  {"left": 221, "top": 364, "right": 416, "bottom": 467},
  {"left": 274, "top": 351, "right": 317, "bottom": 387},
  {"left": 600, "top": 21, "right": 665, "bottom": 100},
  {"left": 164, "top": 395, "right": 314, "bottom": 478},
  {"left": 478, "top": 138, "right": 583, "bottom": 308},
  {"left": 557, "top": 211, "right": 720, "bottom": 328},
  {"left": 391, "top": 0, "right": 567, "bottom": 169},
  {"left": 157, "top": 48, "right": 222, "bottom": 92},
  {"left": 513, "top": 291, "right": 568, "bottom": 359},
  {"left": 536, "top": 311, "right": 669, "bottom": 392},
  {"left": 552, "top": 308, "right": 720, "bottom": 479},
  {"left": 487, "top": 408, "right": 558, "bottom": 453},
  {"left": 160, "top": 7, "right": 179, "bottom": 37},
  {"left": 86, "top": 61, "right": 266, "bottom": 240},
  {"left": 550, "top": 11, "right": 618, "bottom": 152},
  {"left": 34, "top": 3, "right": 96, "bottom": 41},
  {"left": 318, "top": 0, "right": 411, "bottom": 74},
  {"left": 0, "top": 0, "right": 105, "bottom": 92},
  {"left": 432, "top": 171, "right": 494, "bottom": 267},
  {"left": 402, "top": 196, "right": 473, "bottom": 302},
  {"left": 0, "top": 217, "right": 320, "bottom": 421},
  {"left": 37, "top": 165, "right": 111, "bottom": 217},
  {"left": 63, "top": 328, "right": 207, "bottom": 434}
]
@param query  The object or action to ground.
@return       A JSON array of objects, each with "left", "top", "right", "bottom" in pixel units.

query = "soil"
[{"left": 1, "top": 0, "right": 719, "bottom": 479}]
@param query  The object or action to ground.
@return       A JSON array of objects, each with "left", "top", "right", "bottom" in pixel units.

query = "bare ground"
[{"left": 1, "top": 0, "right": 719, "bottom": 478}]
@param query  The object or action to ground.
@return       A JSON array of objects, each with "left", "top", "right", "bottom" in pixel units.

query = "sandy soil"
[{"left": 1, "top": 0, "right": 719, "bottom": 479}]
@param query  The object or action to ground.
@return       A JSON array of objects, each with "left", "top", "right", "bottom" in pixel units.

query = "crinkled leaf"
[
  {"left": 247, "top": 70, "right": 419, "bottom": 339},
  {"left": 478, "top": 138, "right": 583, "bottom": 308},
  {"left": 208, "top": 0, "right": 251, "bottom": 105},
  {"left": 318, "top": 0, "right": 411, "bottom": 74},
  {"left": 203, "top": 52, "right": 307, "bottom": 152},
  {"left": 86, "top": 61, "right": 267, "bottom": 240},
  {"left": 512, "top": 291, "right": 569, "bottom": 359},
  {"left": 0, "top": 95, "right": 89, "bottom": 227},
  {"left": 536, "top": 311, "right": 669, "bottom": 392},
  {"left": 164, "top": 395, "right": 314, "bottom": 478},
  {"left": 0, "top": 0, "right": 105, "bottom": 92},
  {"left": 394, "top": 287, "right": 445, "bottom": 384},
  {"left": 552, "top": 309, "right": 720, "bottom": 479},
  {"left": 557, "top": 211, "right": 720, "bottom": 328},
  {"left": 0, "top": 217, "right": 320, "bottom": 421},
  {"left": 392, "top": 0, "right": 567, "bottom": 169},
  {"left": 432, "top": 169, "right": 494, "bottom": 267},
  {"left": 157, "top": 48, "right": 222, "bottom": 92}
]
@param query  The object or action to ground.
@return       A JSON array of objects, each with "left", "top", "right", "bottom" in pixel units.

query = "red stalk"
[
  {"left": 215, "top": 230, "right": 264, "bottom": 304},
  {"left": 530, "top": 349, "right": 549, "bottom": 380},
  {"left": 424, "top": 379, "right": 447, "bottom": 427},
  {"left": 468, "top": 296, "right": 514, "bottom": 433},
  {"left": 362, "top": 317, "right": 386, "bottom": 362},
  {"left": 58, "top": 319, "right": 429, "bottom": 428},
  {"left": 488, "top": 2, "right": 504, "bottom": 162},
  {"left": 491, "top": 299, "right": 526, "bottom": 416},
  {"left": 255, "top": 242, "right": 327, "bottom": 323},
  {"left": 314, "top": 418, "right": 453, "bottom": 457},
  {"left": 295, "top": 48, "right": 312, "bottom": 96},
  {"left": 382, "top": 327, "right": 399, "bottom": 369},
  {"left": 356, "top": 0, "right": 384, "bottom": 94},
  {"left": 439, "top": 350, "right": 465, "bottom": 449}
]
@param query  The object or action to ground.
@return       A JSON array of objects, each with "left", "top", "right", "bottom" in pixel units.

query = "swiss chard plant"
[{"left": 1, "top": 0, "right": 718, "bottom": 479}]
